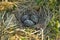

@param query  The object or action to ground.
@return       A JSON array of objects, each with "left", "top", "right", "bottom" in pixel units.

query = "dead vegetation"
[{"left": 0, "top": 0, "right": 60, "bottom": 40}]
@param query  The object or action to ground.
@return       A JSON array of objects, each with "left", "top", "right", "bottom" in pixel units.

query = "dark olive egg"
[
  {"left": 24, "top": 20, "right": 35, "bottom": 26},
  {"left": 21, "top": 15, "right": 29, "bottom": 22},
  {"left": 31, "top": 15, "right": 39, "bottom": 24}
]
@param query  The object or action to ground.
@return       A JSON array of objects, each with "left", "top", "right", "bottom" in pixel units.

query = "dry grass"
[
  {"left": 1, "top": 28, "right": 40, "bottom": 40},
  {"left": 0, "top": 2, "right": 17, "bottom": 11}
]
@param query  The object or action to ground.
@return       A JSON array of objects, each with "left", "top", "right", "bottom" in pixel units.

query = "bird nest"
[
  {"left": 0, "top": 0, "right": 53, "bottom": 40},
  {"left": 14, "top": 6, "right": 52, "bottom": 29}
]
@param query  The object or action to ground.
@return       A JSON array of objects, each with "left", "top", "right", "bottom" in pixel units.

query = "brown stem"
[{"left": 5, "top": 0, "right": 8, "bottom": 2}]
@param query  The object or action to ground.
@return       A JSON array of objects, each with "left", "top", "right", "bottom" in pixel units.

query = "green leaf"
[
  {"left": 21, "top": 37, "right": 27, "bottom": 40},
  {"left": 35, "top": 0, "right": 42, "bottom": 5}
]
